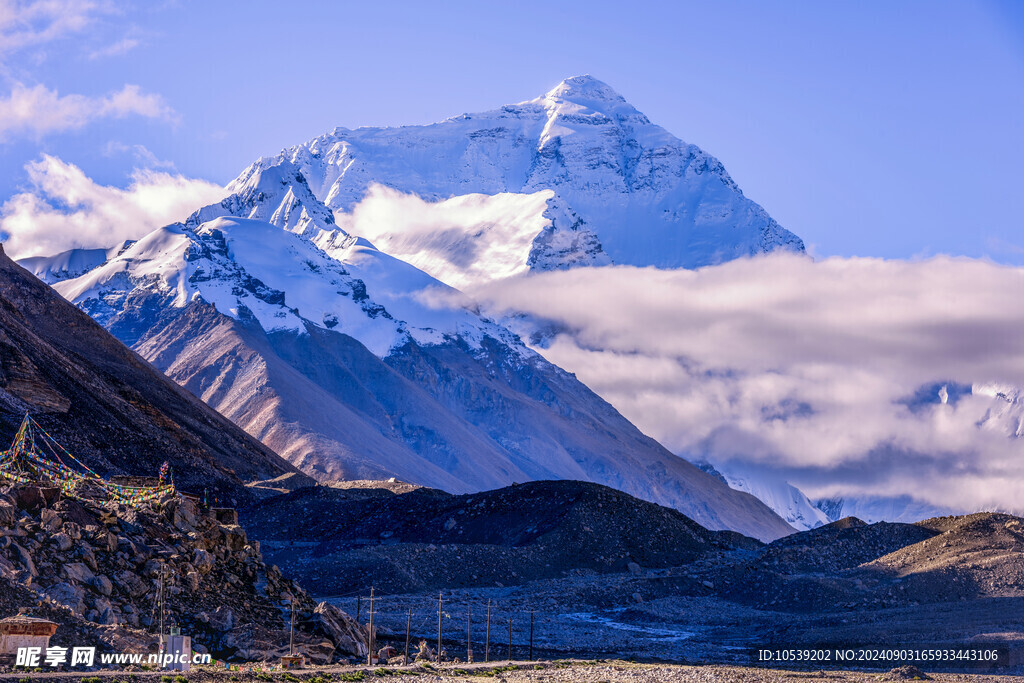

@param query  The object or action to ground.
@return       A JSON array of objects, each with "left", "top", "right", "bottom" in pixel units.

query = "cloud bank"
[
  {"left": 0, "top": 155, "right": 225, "bottom": 258},
  {"left": 0, "top": 83, "right": 177, "bottom": 141},
  {"left": 464, "top": 254, "right": 1024, "bottom": 514}
]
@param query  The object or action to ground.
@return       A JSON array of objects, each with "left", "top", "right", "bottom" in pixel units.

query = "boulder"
[
  {"left": 309, "top": 602, "right": 367, "bottom": 659},
  {"left": 12, "top": 486, "right": 59, "bottom": 511},
  {"left": 193, "top": 548, "right": 215, "bottom": 574},
  {"left": 115, "top": 570, "right": 149, "bottom": 598},
  {"left": 63, "top": 562, "right": 95, "bottom": 584},
  {"left": 173, "top": 499, "right": 199, "bottom": 531},
  {"left": 12, "top": 541, "right": 36, "bottom": 578},
  {"left": 91, "top": 575, "right": 113, "bottom": 596},
  {"left": 0, "top": 500, "right": 16, "bottom": 527},
  {"left": 43, "top": 581, "right": 86, "bottom": 613},
  {"left": 40, "top": 508, "right": 62, "bottom": 532},
  {"left": 51, "top": 531, "right": 74, "bottom": 551},
  {"left": 79, "top": 545, "right": 98, "bottom": 571},
  {"left": 221, "top": 525, "right": 248, "bottom": 551},
  {"left": 198, "top": 605, "right": 234, "bottom": 632}
]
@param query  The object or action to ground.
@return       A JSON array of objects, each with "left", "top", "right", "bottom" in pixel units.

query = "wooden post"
[
  {"left": 466, "top": 605, "right": 472, "bottom": 663},
  {"left": 529, "top": 610, "right": 534, "bottom": 661},
  {"left": 484, "top": 599, "right": 491, "bottom": 662},
  {"left": 404, "top": 607, "right": 412, "bottom": 666},
  {"left": 158, "top": 561, "right": 165, "bottom": 655},
  {"left": 437, "top": 592, "right": 443, "bottom": 662},
  {"left": 507, "top": 616, "right": 512, "bottom": 663},
  {"left": 367, "top": 586, "right": 375, "bottom": 666},
  {"left": 289, "top": 597, "right": 295, "bottom": 656}
]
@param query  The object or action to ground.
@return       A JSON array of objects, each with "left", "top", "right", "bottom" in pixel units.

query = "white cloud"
[
  {"left": 333, "top": 184, "right": 554, "bottom": 289},
  {"left": 103, "top": 140, "right": 174, "bottom": 169},
  {"left": 462, "top": 254, "right": 1024, "bottom": 514},
  {"left": 0, "top": 155, "right": 225, "bottom": 258},
  {"left": 0, "top": 0, "right": 106, "bottom": 56},
  {"left": 88, "top": 36, "right": 139, "bottom": 59},
  {"left": 0, "top": 82, "right": 177, "bottom": 140}
]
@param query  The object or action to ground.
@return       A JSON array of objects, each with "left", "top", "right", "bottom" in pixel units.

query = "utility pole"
[
  {"left": 367, "top": 587, "right": 375, "bottom": 667},
  {"left": 466, "top": 605, "right": 472, "bottom": 663},
  {"left": 289, "top": 597, "right": 295, "bottom": 656},
  {"left": 484, "top": 599, "right": 491, "bottom": 662},
  {"left": 436, "top": 592, "right": 443, "bottom": 662},
  {"left": 356, "top": 595, "right": 361, "bottom": 623},
  {"left": 507, "top": 616, "right": 512, "bottom": 662},
  {"left": 404, "top": 607, "right": 412, "bottom": 666},
  {"left": 529, "top": 610, "right": 534, "bottom": 661},
  {"left": 158, "top": 561, "right": 165, "bottom": 656}
]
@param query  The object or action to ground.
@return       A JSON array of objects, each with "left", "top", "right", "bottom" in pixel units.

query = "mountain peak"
[
  {"left": 546, "top": 74, "right": 619, "bottom": 97},
  {"left": 541, "top": 75, "right": 629, "bottom": 110}
]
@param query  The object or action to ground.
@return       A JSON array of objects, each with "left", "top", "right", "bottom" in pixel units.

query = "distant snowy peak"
[
  {"left": 50, "top": 216, "right": 526, "bottom": 359},
  {"left": 973, "top": 382, "right": 1024, "bottom": 438},
  {"left": 697, "top": 461, "right": 828, "bottom": 531},
  {"left": 814, "top": 495, "right": 952, "bottom": 525},
  {"left": 19, "top": 240, "right": 135, "bottom": 284},
  {"left": 219, "top": 75, "right": 803, "bottom": 276}
]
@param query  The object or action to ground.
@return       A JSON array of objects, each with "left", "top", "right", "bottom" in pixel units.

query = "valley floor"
[{"left": 327, "top": 571, "right": 1024, "bottom": 666}]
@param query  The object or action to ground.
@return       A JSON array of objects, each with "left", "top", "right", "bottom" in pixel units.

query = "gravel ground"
[{"left": 0, "top": 660, "right": 1021, "bottom": 682}]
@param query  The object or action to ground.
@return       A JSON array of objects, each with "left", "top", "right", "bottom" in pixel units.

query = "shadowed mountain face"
[
  {"left": 0, "top": 246, "right": 305, "bottom": 505},
  {"left": 242, "top": 480, "right": 762, "bottom": 595}
]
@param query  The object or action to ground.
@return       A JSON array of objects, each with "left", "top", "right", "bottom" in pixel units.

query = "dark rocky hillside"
[
  {"left": 0, "top": 483, "right": 366, "bottom": 662},
  {"left": 242, "top": 480, "right": 762, "bottom": 595},
  {"left": 0, "top": 246, "right": 308, "bottom": 505}
]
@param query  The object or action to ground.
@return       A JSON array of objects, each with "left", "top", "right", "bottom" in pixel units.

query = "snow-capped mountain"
[
  {"left": 696, "top": 461, "right": 829, "bottom": 531},
  {"left": 26, "top": 212, "right": 795, "bottom": 541},
  {"left": 973, "top": 382, "right": 1024, "bottom": 437},
  {"left": 205, "top": 75, "right": 802, "bottom": 289},
  {"left": 814, "top": 496, "right": 951, "bottom": 524},
  {"left": 18, "top": 240, "right": 135, "bottom": 283}
]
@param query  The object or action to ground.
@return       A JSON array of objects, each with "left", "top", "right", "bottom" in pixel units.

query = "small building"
[
  {"left": 0, "top": 615, "right": 58, "bottom": 655},
  {"left": 279, "top": 654, "right": 304, "bottom": 669},
  {"left": 161, "top": 634, "right": 192, "bottom": 672}
]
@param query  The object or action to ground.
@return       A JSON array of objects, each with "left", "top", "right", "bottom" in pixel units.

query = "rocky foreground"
[
  {"left": 0, "top": 660, "right": 1017, "bottom": 682},
  {"left": 0, "top": 484, "right": 366, "bottom": 663}
]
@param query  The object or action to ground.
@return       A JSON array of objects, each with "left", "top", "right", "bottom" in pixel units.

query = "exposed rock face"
[
  {"left": 0, "top": 246, "right": 308, "bottom": 506},
  {"left": 0, "top": 484, "right": 366, "bottom": 662}
]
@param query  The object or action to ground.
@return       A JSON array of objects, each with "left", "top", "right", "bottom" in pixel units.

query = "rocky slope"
[
  {"left": 0, "top": 246, "right": 306, "bottom": 506},
  {"left": 242, "top": 480, "right": 761, "bottom": 595},
  {"left": 0, "top": 483, "right": 366, "bottom": 662}
]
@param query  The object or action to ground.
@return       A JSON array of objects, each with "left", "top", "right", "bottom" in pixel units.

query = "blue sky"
[{"left": 1, "top": 0, "right": 1022, "bottom": 261}]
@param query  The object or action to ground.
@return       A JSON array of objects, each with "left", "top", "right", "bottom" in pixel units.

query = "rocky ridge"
[{"left": 243, "top": 480, "right": 762, "bottom": 595}]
